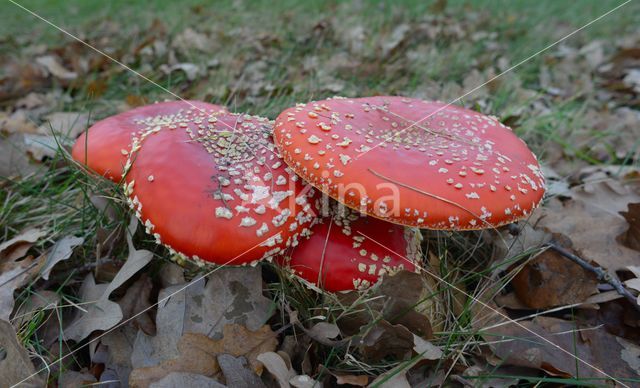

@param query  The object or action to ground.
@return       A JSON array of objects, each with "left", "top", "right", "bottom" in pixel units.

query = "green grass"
[{"left": 2, "top": 0, "right": 640, "bottom": 386}]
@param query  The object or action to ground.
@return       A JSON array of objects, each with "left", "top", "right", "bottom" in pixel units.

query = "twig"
[{"left": 546, "top": 242, "right": 640, "bottom": 312}]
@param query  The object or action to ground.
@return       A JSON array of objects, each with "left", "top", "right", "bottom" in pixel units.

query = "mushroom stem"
[{"left": 546, "top": 242, "right": 640, "bottom": 312}]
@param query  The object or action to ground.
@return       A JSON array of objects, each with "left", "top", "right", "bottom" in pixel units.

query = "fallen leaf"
[
  {"left": 12, "top": 290, "right": 60, "bottom": 328},
  {"left": 0, "top": 319, "right": 43, "bottom": 387},
  {"left": 117, "top": 274, "right": 155, "bottom": 335},
  {"left": 0, "top": 133, "right": 39, "bottom": 178},
  {"left": 619, "top": 203, "right": 640, "bottom": 251},
  {"left": 130, "top": 324, "right": 277, "bottom": 387},
  {"left": 511, "top": 249, "right": 598, "bottom": 309},
  {"left": 64, "top": 218, "right": 152, "bottom": 341},
  {"left": 58, "top": 370, "right": 97, "bottom": 387},
  {"left": 624, "top": 266, "right": 640, "bottom": 305},
  {"left": 381, "top": 23, "right": 411, "bottom": 57},
  {"left": 0, "top": 231, "right": 44, "bottom": 320},
  {"left": 22, "top": 133, "right": 60, "bottom": 160},
  {"left": 0, "top": 228, "right": 45, "bottom": 261},
  {"left": 257, "top": 351, "right": 296, "bottom": 388},
  {"left": 35, "top": 55, "right": 77, "bottom": 80},
  {"left": 39, "top": 235, "right": 84, "bottom": 280},
  {"left": 361, "top": 320, "right": 414, "bottom": 362},
  {"left": 337, "top": 271, "right": 433, "bottom": 339},
  {"left": 98, "top": 325, "right": 138, "bottom": 386},
  {"left": 218, "top": 354, "right": 266, "bottom": 387},
  {"left": 368, "top": 357, "right": 421, "bottom": 388},
  {"left": 63, "top": 273, "right": 122, "bottom": 342},
  {"left": 163, "top": 63, "right": 201, "bottom": 81},
  {"left": 334, "top": 373, "right": 369, "bottom": 386},
  {"left": 307, "top": 322, "right": 340, "bottom": 341},
  {"left": 149, "top": 372, "right": 226, "bottom": 388},
  {"left": 479, "top": 313, "right": 640, "bottom": 380},
  {"left": 534, "top": 166, "right": 640, "bottom": 271},
  {"left": 412, "top": 334, "right": 443, "bottom": 360},
  {"left": 133, "top": 265, "right": 272, "bottom": 369},
  {"left": 39, "top": 112, "right": 89, "bottom": 138},
  {"left": 0, "top": 110, "right": 39, "bottom": 134}
]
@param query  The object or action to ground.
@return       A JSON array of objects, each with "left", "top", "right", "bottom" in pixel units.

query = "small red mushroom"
[
  {"left": 122, "top": 110, "right": 317, "bottom": 266},
  {"left": 273, "top": 96, "right": 545, "bottom": 230},
  {"left": 281, "top": 200, "right": 421, "bottom": 291},
  {"left": 72, "top": 100, "right": 226, "bottom": 181}
]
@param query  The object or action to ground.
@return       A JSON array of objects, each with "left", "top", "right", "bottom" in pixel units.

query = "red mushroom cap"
[
  {"left": 123, "top": 111, "right": 317, "bottom": 266},
  {"left": 72, "top": 100, "right": 226, "bottom": 181},
  {"left": 281, "top": 200, "right": 421, "bottom": 292},
  {"left": 273, "top": 96, "right": 545, "bottom": 230}
]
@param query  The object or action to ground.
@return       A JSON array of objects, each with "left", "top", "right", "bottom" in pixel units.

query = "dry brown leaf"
[
  {"left": 534, "top": 167, "right": 640, "bottom": 271},
  {"left": 58, "top": 370, "right": 97, "bottom": 387},
  {"left": 334, "top": 373, "right": 369, "bottom": 386},
  {"left": 337, "top": 271, "right": 433, "bottom": 339},
  {"left": 129, "top": 324, "right": 277, "bottom": 387},
  {"left": 0, "top": 319, "right": 43, "bottom": 387},
  {"left": 257, "top": 351, "right": 295, "bottom": 388},
  {"left": 35, "top": 55, "right": 77, "bottom": 80},
  {"left": 0, "top": 228, "right": 44, "bottom": 261},
  {"left": 64, "top": 218, "right": 152, "bottom": 341},
  {"left": 412, "top": 334, "right": 443, "bottom": 360},
  {"left": 149, "top": 372, "right": 226, "bottom": 388},
  {"left": 39, "top": 235, "right": 84, "bottom": 280},
  {"left": 480, "top": 314, "right": 640, "bottom": 380},
  {"left": 361, "top": 320, "right": 414, "bottom": 362},
  {"left": 0, "top": 229, "right": 47, "bottom": 319},
  {"left": 117, "top": 273, "right": 156, "bottom": 335},
  {"left": 39, "top": 112, "right": 89, "bottom": 138},
  {"left": 625, "top": 266, "right": 640, "bottom": 305},
  {"left": 619, "top": 203, "right": 640, "bottom": 251},
  {"left": 511, "top": 249, "right": 598, "bottom": 309},
  {"left": 217, "top": 354, "right": 266, "bottom": 387},
  {"left": 0, "top": 110, "right": 39, "bottom": 134}
]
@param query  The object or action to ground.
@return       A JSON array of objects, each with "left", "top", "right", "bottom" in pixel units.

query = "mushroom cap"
[
  {"left": 72, "top": 100, "right": 226, "bottom": 181},
  {"left": 273, "top": 96, "right": 545, "bottom": 230},
  {"left": 123, "top": 111, "right": 317, "bottom": 266},
  {"left": 281, "top": 200, "right": 421, "bottom": 292}
]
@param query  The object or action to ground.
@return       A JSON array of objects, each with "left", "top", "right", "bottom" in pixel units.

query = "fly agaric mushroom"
[
  {"left": 273, "top": 96, "right": 545, "bottom": 230},
  {"left": 72, "top": 100, "right": 226, "bottom": 181},
  {"left": 281, "top": 199, "right": 421, "bottom": 291},
  {"left": 122, "top": 110, "right": 317, "bottom": 266}
]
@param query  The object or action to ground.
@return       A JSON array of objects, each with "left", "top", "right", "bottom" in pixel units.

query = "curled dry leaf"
[
  {"left": 361, "top": 320, "right": 415, "bottom": 362},
  {"left": 258, "top": 351, "right": 321, "bottom": 388},
  {"left": 511, "top": 249, "right": 598, "bottom": 309},
  {"left": 0, "top": 228, "right": 46, "bottom": 320},
  {"left": 35, "top": 55, "right": 77, "bottom": 81},
  {"left": 39, "top": 235, "right": 84, "bottom": 280},
  {"left": 129, "top": 324, "right": 277, "bottom": 387}
]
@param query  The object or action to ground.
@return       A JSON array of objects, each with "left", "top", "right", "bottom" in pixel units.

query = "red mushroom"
[
  {"left": 273, "top": 96, "right": 545, "bottom": 230},
  {"left": 281, "top": 200, "right": 421, "bottom": 291},
  {"left": 72, "top": 100, "right": 226, "bottom": 181},
  {"left": 122, "top": 111, "right": 317, "bottom": 266}
]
